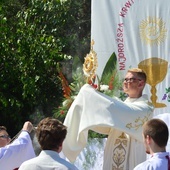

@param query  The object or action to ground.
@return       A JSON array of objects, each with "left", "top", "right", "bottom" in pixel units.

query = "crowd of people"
[{"left": 0, "top": 68, "right": 170, "bottom": 170}]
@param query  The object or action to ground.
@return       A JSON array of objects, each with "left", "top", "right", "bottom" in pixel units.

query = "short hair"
[
  {"left": 128, "top": 68, "right": 147, "bottom": 82},
  {"left": 0, "top": 126, "right": 7, "bottom": 132},
  {"left": 143, "top": 118, "right": 169, "bottom": 147},
  {"left": 36, "top": 117, "right": 67, "bottom": 150}
]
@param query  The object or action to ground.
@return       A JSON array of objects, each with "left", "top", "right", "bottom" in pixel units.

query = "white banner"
[{"left": 91, "top": 0, "right": 170, "bottom": 115}]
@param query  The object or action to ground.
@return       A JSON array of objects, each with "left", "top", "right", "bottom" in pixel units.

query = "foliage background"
[{"left": 0, "top": 0, "right": 91, "bottom": 137}]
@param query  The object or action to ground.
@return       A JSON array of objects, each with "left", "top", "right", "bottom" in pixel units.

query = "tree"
[{"left": 0, "top": 0, "right": 91, "bottom": 136}]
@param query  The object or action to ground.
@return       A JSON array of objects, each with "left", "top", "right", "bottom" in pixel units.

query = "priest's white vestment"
[{"left": 62, "top": 84, "right": 154, "bottom": 169}]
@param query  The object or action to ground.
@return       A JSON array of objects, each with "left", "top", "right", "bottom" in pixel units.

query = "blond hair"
[{"left": 128, "top": 68, "right": 147, "bottom": 82}]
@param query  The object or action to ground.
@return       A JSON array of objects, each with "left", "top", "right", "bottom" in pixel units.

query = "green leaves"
[{"left": 101, "top": 52, "right": 117, "bottom": 84}]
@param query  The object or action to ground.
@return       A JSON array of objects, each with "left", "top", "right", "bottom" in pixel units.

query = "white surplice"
[
  {"left": 134, "top": 152, "right": 169, "bottom": 170},
  {"left": 0, "top": 131, "right": 36, "bottom": 170},
  {"left": 19, "top": 150, "right": 78, "bottom": 170},
  {"left": 62, "top": 84, "right": 154, "bottom": 169}
]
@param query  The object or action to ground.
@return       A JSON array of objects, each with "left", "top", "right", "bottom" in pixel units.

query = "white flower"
[
  {"left": 62, "top": 100, "right": 69, "bottom": 106},
  {"left": 71, "top": 96, "right": 77, "bottom": 100},
  {"left": 100, "top": 85, "right": 109, "bottom": 91}
]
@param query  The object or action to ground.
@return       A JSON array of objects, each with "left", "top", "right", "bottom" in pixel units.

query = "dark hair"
[
  {"left": 143, "top": 118, "right": 169, "bottom": 147},
  {"left": 36, "top": 117, "right": 67, "bottom": 150},
  {"left": 128, "top": 68, "right": 147, "bottom": 82}
]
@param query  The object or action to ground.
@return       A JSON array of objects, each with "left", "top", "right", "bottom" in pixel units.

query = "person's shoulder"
[
  {"left": 19, "top": 157, "right": 38, "bottom": 170},
  {"left": 133, "top": 156, "right": 167, "bottom": 170},
  {"left": 134, "top": 160, "right": 154, "bottom": 170}
]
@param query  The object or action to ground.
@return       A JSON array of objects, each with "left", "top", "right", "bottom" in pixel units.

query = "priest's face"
[{"left": 123, "top": 72, "right": 142, "bottom": 98}]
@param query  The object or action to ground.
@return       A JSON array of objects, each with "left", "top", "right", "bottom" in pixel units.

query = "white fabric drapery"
[{"left": 62, "top": 84, "right": 154, "bottom": 169}]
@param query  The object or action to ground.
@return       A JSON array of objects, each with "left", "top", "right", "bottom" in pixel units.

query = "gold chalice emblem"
[{"left": 138, "top": 57, "right": 168, "bottom": 108}]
